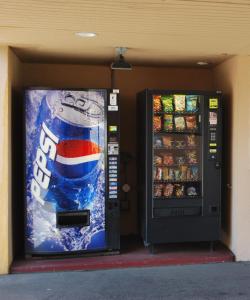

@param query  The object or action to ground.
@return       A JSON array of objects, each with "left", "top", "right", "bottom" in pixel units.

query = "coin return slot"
[
  {"left": 210, "top": 206, "right": 219, "bottom": 214},
  {"left": 57, "top": 210, "right": 90, "bottom": 228}
]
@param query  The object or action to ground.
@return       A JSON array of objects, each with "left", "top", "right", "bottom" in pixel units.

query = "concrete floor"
[{"left": 1, "top": 262, "right": 250, "bottom": 300}]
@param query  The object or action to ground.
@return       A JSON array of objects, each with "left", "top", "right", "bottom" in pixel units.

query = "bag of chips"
[
  {"left": 174, "top": 95, "right": 185, "bottom": 112},
  {"left": 176, "top": 156, "right": 185, "bottom": 165},
  {"left": 185, "top": 116, "right": 197, "bottom": 130},
  {"left": 190, "top": 166, "right": 199, "bottom": 180},
  {"left": 187, "top": 151, "right": 198, "bottom": 164},
  {"left": 174, "top": 168, "right": 181, "bottom": 181},
  {"left": 154, "top": 137, "right": 163, "bottom": 148},
  {"left": 162, "top": 167, "right": 169, "bottom": 180},
  {"left": 154, "top": 184, "right": 163, "bottom": 197},
  {"left": 163, "top": 183, "right": 174, "bottom": 197},
  {"left": 187, "top": 186, "right": 198, "bottom": 196},
  {"left": 163, "top": 153, "right": 174, "bottom": 166},
  {"left": 168, "top": 168, "right": 175, "bottom": 181},
  {"left": 162, "top": 136, "right": 174, "bottom": 148},
  {"left": 162, "top": 95, "right": 174, "bottom": 112},
  {"left": 186, "top": 95, "right": 198, "bottom": 112},
  {"left": 174, "top": 116, "right": 186, "bottom": 131},
  {"left": 186, "top": 135, "right": 196, "bottom": 147},
  {"left": 153, "top": 95, "right": 162, "bottom": 112},
  {"left": 174, "top": 184, "right": 185, "bottom": 197},
  {"left": 154, "top": 155, "right": 162, "bottom": 166},
  {"left": 175, "top": 139, "right": 186, "bottom": 149},
  {"left": 153, "top": 116, "right": 162, "bottom": 132},
  {"left": 180, "top": 165, "right": 188, "bottom": 181},
  {"left": 155, "top": 167, "right": 163, "bottom": 180},
  {"left": 163, "top": 114, "right": 173, "bottom": 131}
]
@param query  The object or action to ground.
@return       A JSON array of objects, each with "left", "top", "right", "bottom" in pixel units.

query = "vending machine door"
[
  {"left": 137, "top": 89, "right": 222, "bottom": 245},
  {"left": 25, "top": 89, "right": 108, "bottom": 254}
]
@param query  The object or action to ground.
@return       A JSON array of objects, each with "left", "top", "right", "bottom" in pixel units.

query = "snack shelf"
[
  {"left": 153, "top": 196, "right": 200, "bottom": 200},
  {"left": 154, "top": 130, "right": 200, "bottom": 135},
  {"left": 153, "top": 163, "right": 198, "bottom": 167},
  {"left": 154, "top": 147, "right": 198, "bottom": 150},
  {"left": 154, "top": 111, "right": 199, "bottom": 115},
  {"left": 154, "top": 179, "right": 201, "bottom": 183}
]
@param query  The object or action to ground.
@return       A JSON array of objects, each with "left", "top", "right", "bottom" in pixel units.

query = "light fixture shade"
[{"left": 111, "top": 54, "right": 132, "bottom": 70}]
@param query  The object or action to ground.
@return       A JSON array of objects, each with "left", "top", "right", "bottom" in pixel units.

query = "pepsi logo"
[{"left": 55, "top": 140, "right": 102, "bottom": 179}]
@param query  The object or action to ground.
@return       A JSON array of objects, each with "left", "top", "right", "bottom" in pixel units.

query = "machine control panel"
[{"left": 208, "top": 98, "right": 219, "bottom": 160}]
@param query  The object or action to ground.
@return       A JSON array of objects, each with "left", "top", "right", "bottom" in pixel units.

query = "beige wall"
[
  {"left": 0, "top": 47, "right": 11, "bottom": 274},
  {"left": 22, "top": 63, "right": 214, "bottom": 235},
  {"left": 0, "top": 47, "right": 22, "bottom": 274},
  {"left": 214, "top": 56, "right": 250, "bottom": 261}
]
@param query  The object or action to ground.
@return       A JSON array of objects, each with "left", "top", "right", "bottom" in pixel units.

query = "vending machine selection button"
[
  {"left": 209, "top": 149, "right": 217, "bottom": 153},
  {"left": 109, "top": 178, "right": 117, "bottom": 182},
  {"left": 209, "top": 143, "right": 217, "bottom": 147},
  {"left": 109, "top": 191, "right": 117, "bottom": 195},
  {"left": 109, "top": 174, "right": 117, "bottom": 178},
  {"left": 108, "top": 143, "right": 119, "bottom": 155},
  {"left": 109, "top": 170, "right": 117, "bottom": 174},
  {"left": 109, "top": 125, "right": 118, "bottom": 132},
  {"left": 209, "top": 98, "right": 218, "bottom": 109},
  {"left": 109, "top": 166, "right": 117, "bottom": 170}
]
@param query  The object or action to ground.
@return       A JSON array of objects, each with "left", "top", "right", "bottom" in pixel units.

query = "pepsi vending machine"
[{"left": 25, "top": 88, "right": 120, "bottom": 255}]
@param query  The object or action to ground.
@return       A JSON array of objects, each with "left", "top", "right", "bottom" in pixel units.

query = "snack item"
[
  {"left": 163, "top": 153, "right": 174, "bottom": 166},
  {"left": 180, "top": 166, "right": 188, "bottom": 181},
  {"left": 154, "top": 184, "right": 163, "bottom": 197},
  {"left": 174, "top": 168, "right": 181, "bottom": 181},
  {"left": 174, "top": 95, "right": 185, "bottom": 112},
  {"left": 153, "top": 116, "right": 162, "bottom": 132},
  {"left": 162, "top": 136, "right": 174, "bottom": 148},
  {"left": 174, "top": 184, "right": 185, "bottom": 197},
  {"left": 190, "top": 166, "right": 199, "bottom": 180},
  {"left": 186, "top": 135, "right": 196, "bottom": 147},
  {"left": 185, "top": 116, "right": 197, "bottom": 130},
  {"left": 153, "top": 167, "right": 156, "bottom": 180},
  {"left": 162, "top": 95, "right": 174, "bottom": 112},
  {"left": 154, "top": 137, "right": 162, "bottom": 148},
  {"left": 163, "top": 183, "right": 174, "bottom": 197},
  {"left": 187, "top": 150, "right": 198, "bottom": 164},
  {"left": 154, "top": 155, "right": 163, "bottom": 166},
  {"left": 153, "top": 95, "right": 162, "bottom": 112},
  {"left": 168, "top": 168, "right": 175, "bottom": 181},
  {"left": 163, "top": 114, "right": 173, "bottom": 131},
  {"left": 162, "top": 167, "right": 169, "bottom": 180},
  {"left": 176, "top": 156, "right": 185, "bottom": 165},
  {"left": 175, "top": 139, "right": 186, "bottom": 149},
  {"left": 174, "top": 116, "right": 186, "bottom": 131},
  {"left": 186, "top": 95, "right": 198, "bottom": 112},
  {"left": 187, "top": 186, "right": 198, "bottom": 196},
  {"left": 155, "top": 167, "right": 163, "bottom": 180}
]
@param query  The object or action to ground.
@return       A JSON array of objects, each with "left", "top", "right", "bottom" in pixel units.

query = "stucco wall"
[{"left": 214, "top": 56, "right": 250, "bottom": 261}]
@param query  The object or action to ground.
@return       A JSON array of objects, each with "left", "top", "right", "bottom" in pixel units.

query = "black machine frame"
[{"left": 137, "top": 89, "right": 222, "bottom": 249}]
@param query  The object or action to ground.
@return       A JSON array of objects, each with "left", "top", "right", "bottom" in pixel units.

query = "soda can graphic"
[{"left": 25, "top": 89, "right": 107, "bottom": 254}]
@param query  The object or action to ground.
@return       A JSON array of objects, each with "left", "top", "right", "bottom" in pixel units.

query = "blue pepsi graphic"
[{"left": 25, "top": 89, "right": 106, "bottom": 253}]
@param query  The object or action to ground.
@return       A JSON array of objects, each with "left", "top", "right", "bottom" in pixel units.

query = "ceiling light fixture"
[
  {"left": 75, "top": 32, "right": 97, "bottom": 38},
  {"left": 111, "top": 47, "right": 132, "bottom": 70},
  {"left": 197, "top": 61, "right": 209, "bottom": 66}
]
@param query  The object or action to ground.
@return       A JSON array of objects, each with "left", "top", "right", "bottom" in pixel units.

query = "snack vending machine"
[
  {"left": 137, "top": 89, "right": 222, "bottom": 249},
  {"left": 25, "top": 88, "right": 120, "bottom": 255}
]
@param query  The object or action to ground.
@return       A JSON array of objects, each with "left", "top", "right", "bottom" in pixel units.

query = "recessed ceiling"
[{"left": 0, "top": 0, "right": 250, "bottom": 66}]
